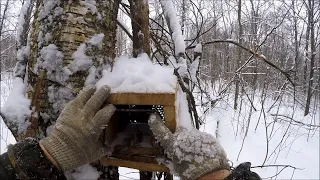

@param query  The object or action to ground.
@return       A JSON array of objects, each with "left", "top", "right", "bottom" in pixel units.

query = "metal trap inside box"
[{"left": 100, "top": 92, "right": 177, "bottom": 172}]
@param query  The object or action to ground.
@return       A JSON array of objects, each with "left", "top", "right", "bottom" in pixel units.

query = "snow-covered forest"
[{"left": 0, "top": 0, "right": 319, "bottom": 179}]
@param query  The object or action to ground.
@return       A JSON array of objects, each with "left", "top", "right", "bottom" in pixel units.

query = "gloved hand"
[
  {"left": 148, "top": 114, "right": 230, "bottom": 180},
  {"left": 40, "top": 85, "right": 115, "bottom": 171}
]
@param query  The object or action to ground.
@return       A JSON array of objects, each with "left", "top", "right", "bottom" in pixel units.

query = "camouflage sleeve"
[
  {"left": 224, "top": 162, "right": 261, "bottom": 180},
  {"left": 0, "top": 152, "right": 16, "bottom": 179},
  {"left": 0, "top": 138, "right": 66, "bottom": 180}
]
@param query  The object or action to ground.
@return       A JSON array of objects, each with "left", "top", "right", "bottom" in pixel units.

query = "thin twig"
[{"left": 187, "top": 39, "right": 294, "bottom": 86}]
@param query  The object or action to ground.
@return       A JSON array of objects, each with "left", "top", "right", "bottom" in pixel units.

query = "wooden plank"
[
  {"left": 164, "top": 106, "right": 176, "bottom": 133},
  {"left": 100, "top": 157, "right": 170, "bottom": 172},
  {"left": 111, "top": 154, "right": 158, "bottom": 164},
  {"left": 113, "top": 145, "right": 163, "bottom": 156},
  {"left": 110, "top": 93, "right": 175, "bottom": 106}
]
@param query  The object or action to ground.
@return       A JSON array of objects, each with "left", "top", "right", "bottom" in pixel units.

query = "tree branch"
[{"left": 187, "top": 39, "right": 294, "bottom": 86}]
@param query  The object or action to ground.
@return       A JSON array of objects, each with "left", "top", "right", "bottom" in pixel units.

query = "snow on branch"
[
  {"left": 194, "top": 43, "right": 202, "bottom": 53},
  {"left": 14, "top": 0, "right": 34, "bottom": 79},
  {"left": 160, "top": 0, "right": 185, "bottom": 56},
  {"left": 189, "top": 58, "right": 199, "bottom": 83},
  {"left": 14, "top": 46, "right": 30, "bottom": 79},
  {"left": 159, "top": 1, "right": 202, "bottom": 129},
  {"left": 1, "top": 77, "right": 31, "bottom": 136},
  {"left": 189, "top": 42, "right": 202, "bottom": 83},
  {"left": 116, "top": 17, "right": 133, "bottom": 40},
  {"left": 17, "top": 0, "right": 34, "bottom": 47}
]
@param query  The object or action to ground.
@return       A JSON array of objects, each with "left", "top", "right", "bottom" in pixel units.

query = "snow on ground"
[
  {"left": 200, "top": 96, "right": 319, "bottom": 179},
  {"left": 118, "top": 168, "right": 139, "bottom": 179},
  {"left": 66, "top": 164, "right": 100, "bottom": 180},
  {"left": 117, "top": 92, "right": 320, "bottom": 180}
]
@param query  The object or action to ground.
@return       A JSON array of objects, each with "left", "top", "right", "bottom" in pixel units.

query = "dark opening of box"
[
  {"left": 101, "top": 105, "right": 165, "bottom": 163},
  {"left": 103, "top": 105, "right": 164, "bottom": 147}
]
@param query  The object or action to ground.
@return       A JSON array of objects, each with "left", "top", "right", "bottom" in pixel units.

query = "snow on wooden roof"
[{"left": 96, "top": 53, "right": 177, "bottom": 93}]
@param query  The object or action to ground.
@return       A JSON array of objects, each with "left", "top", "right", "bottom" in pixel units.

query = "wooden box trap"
[{"left": 99, "top": 92, "right": 177, "bottom": 172}]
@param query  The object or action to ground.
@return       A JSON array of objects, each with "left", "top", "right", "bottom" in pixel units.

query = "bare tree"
[
  {"left": 304, "top": 0, "right": 317, "bottom": 116},
  {"left": 234, "top": 0, "right": 243, "bottom": 110}
]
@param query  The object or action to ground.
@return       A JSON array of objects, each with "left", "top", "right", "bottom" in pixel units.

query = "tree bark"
[
  {"left": 234, "top": 0, "right": 242, "bottom": 110},
  {"left": 0, "top": 0, "right": 10, "bottom": 34},
  {"left": 18, "top": 0, "right": 120, "bottom": 178},
  {"left": 128, "top": 0, "right": 153, "bottom": 178},
  {"left": 129, "top": 0, "right": 151, "bottom": 57},
  {"left": 304, "top": 0, "right": 316, "bottom": 116}
]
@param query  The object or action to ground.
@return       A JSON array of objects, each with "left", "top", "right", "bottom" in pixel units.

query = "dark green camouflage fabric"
[
  {"left": 0, "top": 138, "right": 66, "bottom": 180},
  {"left": 224, "top": 162, "right": 262, "bottom": 180}
]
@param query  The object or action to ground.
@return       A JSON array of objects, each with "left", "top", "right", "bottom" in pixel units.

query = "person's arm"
[
  {"left": 39, "top": 85, "right": 116, "bottom": 172},
  {"left": 0, "top": 151, "right": 16, "bottom": 179},
  {"left": 1, "top": 85, "right": 116, "bottom": 179},
  {"left": 39, "top": 143, "right": 61, "bottom": 170},
  {"left": 148, "top": 114, "right": 231, "bottom": 180},
  {"left": 148, "top": 114, "right": 262, "bottom": 180},
  {"left": 0, "top": 138, "right": 66, "bottom": 180}
]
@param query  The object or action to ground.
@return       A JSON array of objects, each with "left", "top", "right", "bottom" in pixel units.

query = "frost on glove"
[
  {"left": 148, "top": 114, "right": 230, "bottom": 180},
  {"left": 40, "top": 85, "right": 116, "bottom": 171}
]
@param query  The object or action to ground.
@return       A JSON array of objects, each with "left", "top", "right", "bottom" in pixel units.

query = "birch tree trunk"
[{"left": 17, "top": 0, "right": 120, "bottom": 179}]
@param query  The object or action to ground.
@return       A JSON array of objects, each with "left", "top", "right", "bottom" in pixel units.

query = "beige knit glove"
[
  {"left": 149, "top": 114, "right": 230, "bottom": 180},
  {"left": 40, "top": 85, "right": 116, "bottom": 171}
]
